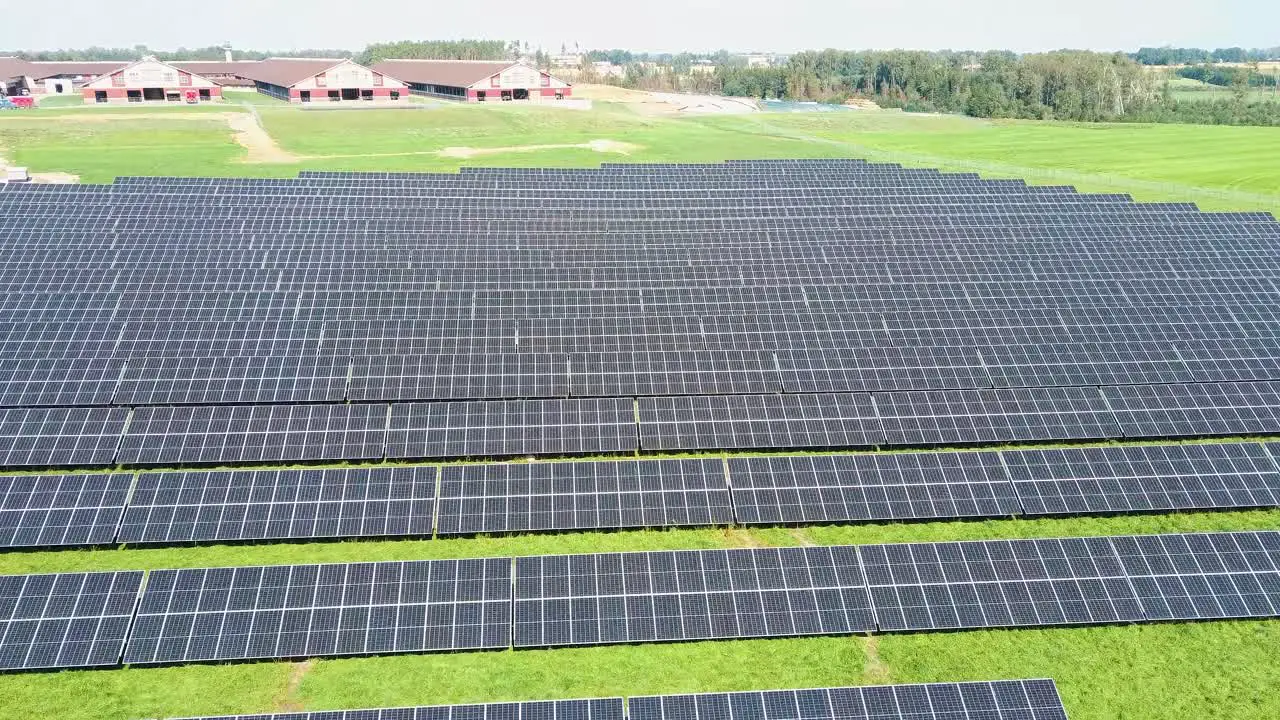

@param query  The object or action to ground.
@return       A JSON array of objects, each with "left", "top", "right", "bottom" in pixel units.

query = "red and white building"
[
  {"left": 370, "top": 60, "right": 572, "bottom": 102},
  {"left": 238, "top": 58, "right": 407, "bottom": 103},
  {"left": 81, "top": 58, "right": 222, "bottom": 103}
]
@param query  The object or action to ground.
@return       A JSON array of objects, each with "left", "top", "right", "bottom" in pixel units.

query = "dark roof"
[
  {"left": 370, "top": 60, "right": 515, "bottom": 88},
  {"left": 24, "top": 61, "right": 128, "bottom": 79},
  {"left": 0, "top": 57, "right": 32, "bottom": 80},
  {"left": 234, "top": 58, "right": 349, "bottom": 88},
  {"left": 170, "top": 61, "right": 263, "bottom": 76}
]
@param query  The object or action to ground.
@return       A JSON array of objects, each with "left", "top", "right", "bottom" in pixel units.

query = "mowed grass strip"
[
  {"left": 0, "top": 509, "right": 1276, "bottom": 575},
  {"left": 1, "top": 622, "right": 1276, "bottom": 720}
]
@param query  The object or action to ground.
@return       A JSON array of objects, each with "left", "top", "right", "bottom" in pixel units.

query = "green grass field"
[
  {"left": 1, "top": 98, "right": 1278, "bottom": 213},
  {"left": 0, "top": 96, "right": 1278, "bottom": 720}
]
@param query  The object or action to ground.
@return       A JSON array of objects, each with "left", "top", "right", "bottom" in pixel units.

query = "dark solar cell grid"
[
  {"left": 0, "top": 473, "right": 131, "bottom": 548},
  {"left": 436, "top": 458, "right": 731, "bottom": 535},
  {"left": 123, "top": 557, "right": 512, "bottom": 664},
  {"left": 118, "top": 466, "right": 436, "bottom": 544}
]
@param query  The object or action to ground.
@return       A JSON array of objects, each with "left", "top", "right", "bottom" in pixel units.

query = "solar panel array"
[
  {"left": 165, "top": 679, "right": 1067, "bottom": 720},
  {"left": 2, "top": 161, "right": 1280, "bottom": 478},
  {"left": 2, "top": 530, "right": 1277, "bottom": 670},
  {"left": 4, "top": 440, "right": 1280, "bottom": 548}
]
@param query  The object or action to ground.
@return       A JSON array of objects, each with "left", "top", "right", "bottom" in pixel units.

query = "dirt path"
[
  {"left": 225, "top": 111, "right": 304, "bottom": 163},
  {"left": 8, "top": 111, "right": 303, "bottom": 164},
  {"left": 8, "top": 110, "right": 639, "bottom": 165},
  {"left": 272, "top": 659, "right": 315, "bottom": 712},
  {"left": 722, "top": 527, "right": 769, "bottom": 548},
  {"left": 438, "top": 139, "right": 640, "bottom": 159},
  {"left": 862, "top": 636, "right": 892, "bottom": 683}
]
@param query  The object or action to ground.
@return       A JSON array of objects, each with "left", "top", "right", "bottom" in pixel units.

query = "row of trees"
[
  {"left": 718, "top": 50, "right": 1162, "bottom": 120},
  {"left": 1132, "top": 46, "right": 1280, "bottom": 65},
  {"left": 713, "top": 50, "right": 1280, "bottom": 126},
  {"left": 1176, "top": 64, "right": 1279, "bottom": 88},
  {"left": 7, "top": 45, "right": 355, "bottom": 61}
]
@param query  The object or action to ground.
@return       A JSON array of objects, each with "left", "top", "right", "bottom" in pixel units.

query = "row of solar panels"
[
  {"left": 6, "top": 341, "right": 1280, "bottom": 408},
  {"left": 162, "top": 679, "right": 1069, "bottom": 720},
  {"left": 4, "top": 381, "right": 1280, "bottom": 468},
  {"left": 8, "top": 278, "right": 1280, "bottom": 312},
  {"left": 2, "top": 530, "right": 1276, "bottom": 670},
  {"left": 5, "top": 306, "right": 1280, "bottom": 360},
  {"left": 3, "top": 441, "right": 1277, "bottom": 548},
  {"left": 4, "top": 266, "right": 1278, "bottom": 294}
]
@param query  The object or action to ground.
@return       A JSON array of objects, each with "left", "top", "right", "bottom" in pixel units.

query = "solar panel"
[
  {"left": 117, "top": 466, "right": 436, "bottom": 544},
  {"left": 436, "top": 458, "right": 732, "bottom": 535},
  {"left": 1005, "top": 442, "right": 1280, "bottom": 515},
  {"left": 0, "top": 357, "right": 123, "bottom": 407},
  {"left": 123, "top": 558, "right": 512, "bottom": 664},
  {"left": 775, "top": 346, "right": 990, "bottom": 392},
  {"left": 874, "top": 386, "right": 1119, "bottom": 446},
  {"left": 115, "top": 355, "right": 349, "bottom": 405},
  {"left": 628, "top": 679, "right": 1069, "bottom": 720},
  {"left": 569, "top": 350, "right": 781, "bottom": 396},
  {"left": 386, "top": 399, "right": 637, "bottom": 459},
  {"left": 167, "top": 698, "right": 628, "bottom": 720},
  {"left": 1104, "top": 382, "right": 1280, "bottom": 438},
  {"left": 1110, "top": 531, "right": 1280, "bottom": 620},
  {"left": 350, "top": 353, "right": 567, "bottom": 401},
  {"left": 0, "top": 407, "right": 129, "bottom": 468},
  {"left": 0, "top": 473, "right": 131, "bottom": 547},
  {"left": 0, "top": 570, "right": 143, "bottom": 670},
  {"left": 857, "top": 536, "right": 1146, "bottom": 631},
  {"left": 117, "top": 404, "right": 389, "bottom": 465},
  {"left": 728, "top": 451, "right": 1019, "bottom": 524},
  {"left": 637, "top": 393, "right": 881, "bottom": 451},
  {"left": 512, "top": 546, "right": 875, "bottom": 647}
]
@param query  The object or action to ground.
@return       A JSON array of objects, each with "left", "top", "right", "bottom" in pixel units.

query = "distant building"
[
  {"left": 372, "top": 60, "right": 571, "bottom": 102},
  {"left": 19, "top": 60, "right": 126, "bottom": 95},
  {"left": 237, "top": 58, "right": 407, "bottom": 103},
  {"left": 745, "top": 55, "right": 773, "bottom": 68},
  {"left": 81, "top": 57, "right": 222, "bottom": 104},
  {"left": 690, "top": 60, "right": 717, "bottom": 74},
  {"left": 592, "top": 61, "right": 625, "bottom": 78},
  {"left": 170, "top": 61, "right": 260, "bottom": 87},
  {"left": 551, "top": 53, "right": 583, "bottom": 68},
  {"left": 0, "top": 57, "right": 31, "bottom": 96}
]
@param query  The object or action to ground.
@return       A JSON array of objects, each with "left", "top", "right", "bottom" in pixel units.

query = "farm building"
[
  {"left": 0, "top": 57, "right": 29, "bottom": 96},
  {"left": 81, "top": 58, "right": 222, "bottom": 104},
  {"left": 237, "top": 58, "right": 407, "bottom": 102},
  {"left": 0, "top": 58, "right": 126, "bottom": 96},
  {"left": 370, "top": 59, "right": 571, "bottom": 102},
  {"left": 170, "top": 61, "right": 260, "bottom": 87}
]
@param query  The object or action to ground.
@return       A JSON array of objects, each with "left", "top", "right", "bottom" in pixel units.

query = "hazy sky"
[{"left": 6, "top": 0, "right": 1277, "bottom": 53}]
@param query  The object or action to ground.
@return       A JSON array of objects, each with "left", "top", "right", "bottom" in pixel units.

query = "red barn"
[
  {"left": 370, "top": 60, "right": 572, "bottom": 102},
  {"left": 237, "top": 58, "right": 407, "bottom": 103},
  {"left": 81, "top": 58, "right": 222, "bottom": 104}
]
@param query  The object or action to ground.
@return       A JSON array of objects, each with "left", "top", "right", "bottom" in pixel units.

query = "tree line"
[
  {"left": 7, "top": 46, "right": 355, "bottom": 61},
  {"left": 1132, "top": 46, "right": 1280, "bottom": 65},
  {"left": 714, "top": 50, "right": 1280, "bottom": 126}
]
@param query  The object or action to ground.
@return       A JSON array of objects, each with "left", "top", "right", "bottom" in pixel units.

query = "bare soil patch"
[
  {"left": 437, "top": 139, "right": 640, "bottom": 159},
  {"left": 225, "top": 112, "right": 303, "bottom": 163}
]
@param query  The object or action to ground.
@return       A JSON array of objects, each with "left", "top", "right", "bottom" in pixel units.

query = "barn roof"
[
  {"left": 235, "top": 58, "right": 351, "bottom": 88},
  {"left": 0, "top": 57, "right": 32, "bottom": 80},
  {"left": 370, "top": 59, "right": 519, "bottom": 88},
  {"left": 24, "top": 61, "right": 129, "bottom": 79},
  {"left": 170, "top": 60, "right": 262, "bottom": 76}
]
